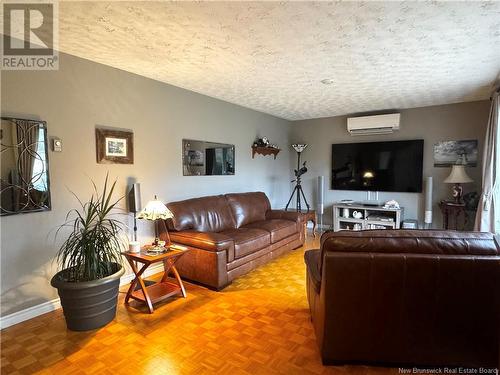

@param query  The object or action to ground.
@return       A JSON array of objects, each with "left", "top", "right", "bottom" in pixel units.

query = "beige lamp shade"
[
  {"left": 137, "top": 196, "right": 173, "bottom": 221},
  {"left": 444, "top": 165, "right": 473, "bottom": 184}
]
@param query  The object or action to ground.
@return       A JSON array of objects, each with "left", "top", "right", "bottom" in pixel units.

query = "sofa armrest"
[
  {"left": 168, "top": 231, "right": 233, "bottom": 252},
  {"left": 304, "top": 249, "right": 321, "bottom": 294},
  {"left": 266, "top": 209, "right": 306, "bottom": 244},
  {"left": 266, "top": 209, "right": 304, "bottom": 223},
  {"left": 167, "top": 230, "right": 235, "bottom": 263}
]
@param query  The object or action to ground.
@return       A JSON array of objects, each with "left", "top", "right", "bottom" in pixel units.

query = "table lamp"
[
  {"left": 137, "top": 195, "right": 174, "bottom": 253},
  {"left": 444, "top": 164, "right": 473, "bottom": 204}
]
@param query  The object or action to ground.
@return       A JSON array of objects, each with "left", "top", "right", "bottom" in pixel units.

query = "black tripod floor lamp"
[{"left": 285, "top": 143, "right": 310, "bottom": 213}]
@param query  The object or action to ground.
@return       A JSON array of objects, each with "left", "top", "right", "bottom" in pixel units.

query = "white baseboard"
[
  {"left": 0, "top": 298, "right": 62, "bottom": 330},
  {"left": 0, "top": 263, "right": 165, "bottom": 330}
]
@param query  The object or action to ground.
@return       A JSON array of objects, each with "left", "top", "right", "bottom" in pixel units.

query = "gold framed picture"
[{"left": 96, "top": 128, "right": 134, "bottom": 164}]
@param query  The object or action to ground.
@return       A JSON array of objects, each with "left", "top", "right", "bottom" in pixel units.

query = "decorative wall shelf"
[{"left": 252, "top": 146, "right": 280, "bottom": 160}]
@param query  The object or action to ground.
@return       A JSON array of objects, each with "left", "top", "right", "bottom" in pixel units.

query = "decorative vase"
[{"left": 342, "top": 208, "right": 350, "bottom": 218}]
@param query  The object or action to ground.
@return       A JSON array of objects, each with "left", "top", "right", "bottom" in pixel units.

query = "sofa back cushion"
[
  {"left": 320, "top": 229, "right": 499, "bottom": 275},
  {"left": 167, "top": 195, "right": 236, "bottom": 232},
  {"left": 225, "top": 192, "right": 271, "bottom": 227}
]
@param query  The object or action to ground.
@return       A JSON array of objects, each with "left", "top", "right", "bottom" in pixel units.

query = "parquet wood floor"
[{"left": 1, "top": 233, "right": 397, "bottom": 375}]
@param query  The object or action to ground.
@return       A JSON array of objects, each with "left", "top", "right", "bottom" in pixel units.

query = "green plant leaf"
[{"left": 55, "top": 175, "right": 125, "bottom": 282}]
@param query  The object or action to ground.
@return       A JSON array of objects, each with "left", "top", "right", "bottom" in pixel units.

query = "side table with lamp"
[
  {"left": 123, "top": 195, "right": 189, "bottom": 313},
  {"left": 440, "top": 163, "right": 473, "bottom": 230},
  {"left": 122, "top": 247, "right": 189, "bottom": 313}
]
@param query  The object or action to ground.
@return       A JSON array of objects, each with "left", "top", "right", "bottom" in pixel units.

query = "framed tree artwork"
[
  {"left": 96, "top": 128, "right": 134, "bottom": 164},
  {"left": 433, "top": 140, "right": 478, "bottom": 167}
]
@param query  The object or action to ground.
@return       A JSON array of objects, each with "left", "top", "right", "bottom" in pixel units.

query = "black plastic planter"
[{"left": 51, "top": 263, "right": 125, "bottom": 331}]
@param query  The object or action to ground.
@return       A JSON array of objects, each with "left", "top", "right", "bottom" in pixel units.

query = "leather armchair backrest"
[
  {"left": 317, "top": 229, "right": 500, "bottom": 366},
  {"left": 321, "top": 251, "right": 499, "bottom": 366},
  {"left": 225, "top": 192, "right": 271, "bottom": 227},
  {"left": 167, "top": 195, "right": 236, "bottom": 232},
  {"left": 320, "top": 229, "right": 498, "bottom": 276}
]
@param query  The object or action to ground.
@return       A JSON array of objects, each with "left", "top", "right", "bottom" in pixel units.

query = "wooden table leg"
[
  {"left": 124, "top": 259, "right": 140, "bottom": 304},
  {"left": 171, "top": 266, "right": 187, "bottom": 298},
  {"left": 453, "top": 209, "right": 460, "bottom": 230},
  {"left": 125, "top": 258, "right": 154, "bottom": 313},
  {"left": 161, "top": 258, "right": 187, "bottom": 298},
  {"left": 160, "top": 258, "right": 171, "bottom": 283},
  {"left": 443, "top": 208, "right": 449, "bottom": 229}
]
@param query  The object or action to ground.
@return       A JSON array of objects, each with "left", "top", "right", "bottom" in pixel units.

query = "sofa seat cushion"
[
  {"left": 220, "top": 228, "right": 270, "bottom": 259},
  {"left": 244, "top": 219, "right": 297, "bottom": 244}
]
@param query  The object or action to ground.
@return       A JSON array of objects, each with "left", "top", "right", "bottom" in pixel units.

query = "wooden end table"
[
  {"left": 302, "top": 210, "right": 318, "bottom": 237},
  {"left": 286, "top": 209, "right": 317, "bottom": 237},
  {"left": 439, "top": 200, "right": 467, "bottom": 230},
  {"left": 122, "top": 245, "right": 189, "bottom": 313}
]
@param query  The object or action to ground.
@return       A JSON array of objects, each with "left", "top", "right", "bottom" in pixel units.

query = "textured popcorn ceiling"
[{"left": 57, "top": 1, "right": 500, "bottom": 120}]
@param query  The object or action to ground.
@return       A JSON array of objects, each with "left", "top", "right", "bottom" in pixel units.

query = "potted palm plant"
[{"left": 51, "top": 175, "right": 125, "bottom": 331}]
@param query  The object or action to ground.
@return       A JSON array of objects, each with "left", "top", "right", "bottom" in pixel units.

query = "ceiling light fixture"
[{"left": 320, "top": 78, "right": 335, "bottom": 85}]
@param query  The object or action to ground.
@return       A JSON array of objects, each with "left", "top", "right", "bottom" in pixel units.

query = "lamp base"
[{"left": 451, "top": 183, "right": 463, "bottom": 204}]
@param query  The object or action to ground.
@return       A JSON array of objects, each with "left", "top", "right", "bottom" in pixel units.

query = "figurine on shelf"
[
  {"left": 251, "top": 140, "right": 281, "bottom": 159},
  {"left": 352, "top": 211, "right": 363, "bottom": 219},
  {"left": 256, "top": 137, "right": 270, "bottom": 147}
]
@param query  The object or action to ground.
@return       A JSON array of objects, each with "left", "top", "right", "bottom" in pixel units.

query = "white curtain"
[{"left": 475, "top": 89, "right": 500, "bottom": 233}]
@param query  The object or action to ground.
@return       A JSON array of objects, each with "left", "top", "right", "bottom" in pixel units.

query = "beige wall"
[
  {"left": 290, "top": 101, "right": 490, "bottom": 228},
  {"left": 0, "top": 52, "right": 292, "bottom": 316}
]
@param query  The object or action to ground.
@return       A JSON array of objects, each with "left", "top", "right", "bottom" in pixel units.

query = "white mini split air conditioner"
[{"left": 347, "top": 113, "right": 400, "bottom": 136}]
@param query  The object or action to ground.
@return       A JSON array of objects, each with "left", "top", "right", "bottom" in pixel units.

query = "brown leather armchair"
[
  {"left": 159, "top": 192, "right": 305, "bottom": 290},
  {"left": 305, "top": 230, "right": 500, "bottom": 368}
]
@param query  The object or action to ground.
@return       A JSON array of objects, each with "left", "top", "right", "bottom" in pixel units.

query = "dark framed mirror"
[
  {"left": 1, "top": 117, "right": 51, "bottom": 216},
  {"left": 183, "top": 139, "right": 235, "bottom": 176}
]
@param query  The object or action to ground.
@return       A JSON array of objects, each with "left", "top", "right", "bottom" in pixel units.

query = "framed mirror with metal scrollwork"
[{"left": 1, "top": 117, "right": 51, "bottom": 216}]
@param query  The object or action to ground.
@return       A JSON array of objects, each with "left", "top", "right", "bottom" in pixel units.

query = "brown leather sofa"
[
  {"left": 159, "top": 192, "right": 305, "bottom": 290},
  {"left": 305, "top": 230, "right": 500, "bottom": 368}
]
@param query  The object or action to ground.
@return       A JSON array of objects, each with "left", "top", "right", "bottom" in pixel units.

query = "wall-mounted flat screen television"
[{"left": 331, "top": 139, "right": 424, "bottom": 193}]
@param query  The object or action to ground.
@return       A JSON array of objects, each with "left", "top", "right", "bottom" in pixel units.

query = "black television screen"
[{"left": 331, "top": 140, "right": 424, "bottom": 193}]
